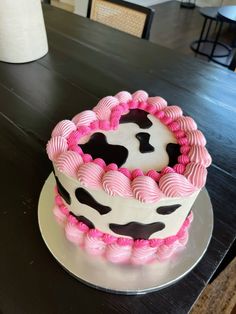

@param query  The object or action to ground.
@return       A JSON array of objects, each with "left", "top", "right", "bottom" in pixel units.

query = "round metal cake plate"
[{"left": 38, "top": 173, "right": 213, "bottom": 295}]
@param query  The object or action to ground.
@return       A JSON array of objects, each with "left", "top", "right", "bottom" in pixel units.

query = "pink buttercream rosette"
[{"left": 46, "top": 90, "right": 211, "bottom": 203}]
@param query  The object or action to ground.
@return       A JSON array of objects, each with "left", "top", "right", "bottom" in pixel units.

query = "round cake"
[{"left": 46, "top": 90, "right": 212, "bottom": 265}]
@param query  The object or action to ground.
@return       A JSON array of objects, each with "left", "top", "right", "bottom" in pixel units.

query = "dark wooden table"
[{"left": 1, "top": 4, "right": 236, "bottom": 314}]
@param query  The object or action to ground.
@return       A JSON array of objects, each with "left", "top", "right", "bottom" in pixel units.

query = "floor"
[
  {"left": 150, "top": 1, "right": 235, "bottom": 66},
  {"left": 51, "top": 0, "right": 74, "bottom": 12},
  {"left": 190, "top": 257, "right": 236, "bottom": 314},
  {"left": 150, "top": 1, "right": 203, "bottom": 55}
]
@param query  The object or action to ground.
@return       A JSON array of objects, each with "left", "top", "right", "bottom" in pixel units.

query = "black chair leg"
[
  {"left": 196, "top": 17, "right": 208, "bottom": 52},
  {"left": 210, "top": 21, "right": 223, "bottom": 60},
  {"left": 204, "top": 19, "right": 212, "bottom": 42}
]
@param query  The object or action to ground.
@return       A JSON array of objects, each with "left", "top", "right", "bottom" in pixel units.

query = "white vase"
[{"left": 0, "top": 0, "right": 48, "bottom": 63}]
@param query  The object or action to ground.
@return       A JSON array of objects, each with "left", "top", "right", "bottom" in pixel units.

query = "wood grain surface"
[
  {"left": 191, "top": 257, "right": 236, "bottom": 314},
  {"left": 0, "top": 4, "right": 236, "bottom": 314}
]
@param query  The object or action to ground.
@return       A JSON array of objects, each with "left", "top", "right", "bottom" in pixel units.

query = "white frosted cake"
[{"left": 46, "top": 90, "right": 211, "bottom": 265}]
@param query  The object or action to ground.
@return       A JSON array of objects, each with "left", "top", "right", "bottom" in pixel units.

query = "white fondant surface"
[
  {"left": 79, "top": 115, "right": 177, "bottom": 171},
  {"left": 55, "top": 169, "right": 200, "bottom": 239}
]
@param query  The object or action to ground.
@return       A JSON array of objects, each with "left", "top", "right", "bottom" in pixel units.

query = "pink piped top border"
[{"left": 47, "top": 91, "right": 212, "bottom": 203}]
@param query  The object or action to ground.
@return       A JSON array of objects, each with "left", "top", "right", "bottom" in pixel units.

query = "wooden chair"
[
  {"left": 229, "top": 51, "right": 236, "bottom": 72},
  {"left": 87, "top": 0, "right": 154, "bottom": 39}
]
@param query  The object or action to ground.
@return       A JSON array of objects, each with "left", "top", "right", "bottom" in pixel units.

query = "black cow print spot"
[
  {"left": 156, "top": 204, "right": 181, "bottom": 215},
  {"left": 166, "top": 143, "right": 181, "bottom": 167},
  {"left": 109, "top": 221, "right": 165, "bottom": 240},
  {"left": 75, "top": 188, "right": 111, "bottom": 215},
  {"left": 120, "top": 109, "right": 153, "bottom": 129},
  {"left": 55, "top": 176, "right": 71, "bottom": 205},
  {"left": 136, "top": 132, "right": 154, "bottom": 153},
  {"left": 79, "top": 133, "right": 128, "bottom": 167},
  {"left": 70, "top": 212, "right": 95, "bottom": 229}
]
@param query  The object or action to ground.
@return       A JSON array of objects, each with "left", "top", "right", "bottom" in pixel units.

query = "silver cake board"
[{"left": 38, "top": 173, "right": 213, "bottom": 295}]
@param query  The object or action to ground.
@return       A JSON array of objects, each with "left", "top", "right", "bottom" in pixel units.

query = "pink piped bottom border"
[{"left": 53, "top": 190, "right": 193, "bottom": 265}]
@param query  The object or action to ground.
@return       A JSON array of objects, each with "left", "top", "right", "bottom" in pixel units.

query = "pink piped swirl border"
[
  {"left": 46, "top": 91, "right": 212, "bottom": 203},
  {"left": 54, "top": 191, "right": 193, "bottom": 265}
]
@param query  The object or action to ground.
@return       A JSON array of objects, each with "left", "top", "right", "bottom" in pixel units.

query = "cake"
[{"left": 46, "top": 90, "right": 211, "bottom": 265}]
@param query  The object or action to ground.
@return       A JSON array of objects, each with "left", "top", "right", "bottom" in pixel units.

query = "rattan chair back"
[{"left": 87, "top": 0, "right": 154, "bottom": 39}]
